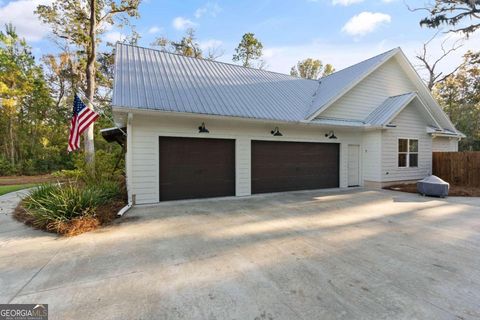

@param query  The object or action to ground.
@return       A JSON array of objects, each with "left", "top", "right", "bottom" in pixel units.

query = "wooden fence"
[{"left": 432, "top": 152, "right": 480, "bottom": 187}]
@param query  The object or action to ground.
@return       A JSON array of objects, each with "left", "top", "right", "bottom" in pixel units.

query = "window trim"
[{"left": 398, "top": 138, "right": 418, "bottom": 168}]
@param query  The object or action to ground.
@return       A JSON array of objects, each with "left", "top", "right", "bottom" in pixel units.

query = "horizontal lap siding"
[
  {"left": 432, "top": 137, "right": 458, "bottom": 152},
  {"left": 381, "top": 104, "right": 432, "bottom": 181},
  {"left": 319, "top": 59, "right": 417, "bottom": 121},
  {"left": 362, "top": 131, "right": 382, "bottom": 182},
  {"left": 131, "top": 117, "right": 158, "bottom": 204},
  {"left": 236, "top": 138, "right": 251, "bottom": 196},
  {"left": 127, "top": 114, "right": 364, "bottom": 204}
]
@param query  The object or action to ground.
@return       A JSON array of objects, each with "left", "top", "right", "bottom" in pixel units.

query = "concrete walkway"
[{"left": 1, "top": 188, "right": 480, "bottom": 319}]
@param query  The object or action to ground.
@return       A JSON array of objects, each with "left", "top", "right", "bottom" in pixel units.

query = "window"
[{"left": 398, "top": 139, "right": 418, "bottom": 168}]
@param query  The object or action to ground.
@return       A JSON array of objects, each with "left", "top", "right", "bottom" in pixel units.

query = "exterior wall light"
[
  {"left": 325, "top": 131, "right": 337, "bottom": 139},
  {"left": 198, "top": 122, "right": 209, "bottom": 133},
  {"left": 271, "top": 127, "right": 283, "bottom": 136}
]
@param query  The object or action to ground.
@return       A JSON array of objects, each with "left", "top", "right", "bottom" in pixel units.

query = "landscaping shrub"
[
  {"left": 72, "top": 150, "right": 125, "bottom": 184},
  {"left": 0, "top": 155, "right": 16, "bottom": 175},
  {"left": 22, "top": 180, "right": 123, "bottom": 233}
]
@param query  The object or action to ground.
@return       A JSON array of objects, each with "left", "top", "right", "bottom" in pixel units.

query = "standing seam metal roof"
[
  {"left": 364, "top": 92, "right": 417, "bottom": 126},
  {"left": 113, "top": 43, "right": 319, "bottom": 121},
  {"left": 113, "top": 43, "right": 406, "bottom": 124}
]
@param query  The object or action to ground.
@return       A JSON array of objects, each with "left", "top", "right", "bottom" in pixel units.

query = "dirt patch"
[
  {"left": 0, "top": 174, "right": 57, "bottom": 186},
  {"left": 385, "top": 183, "right": 480, "bottom": 197},
  {"left": 14, "top": 198, "right": 126, "bottom": 237}
]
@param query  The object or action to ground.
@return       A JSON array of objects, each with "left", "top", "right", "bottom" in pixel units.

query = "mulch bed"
[
  {"left": 14, "top": 198, "right": 126, "bottom": 237},
  {"left": 385, "top": 183, "right": 480, "bottom": 197}
]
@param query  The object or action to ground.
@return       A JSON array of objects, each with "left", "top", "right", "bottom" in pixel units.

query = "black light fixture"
[
  {"left": 271, "top": 127, "right": 283, "bottom": 136},
  {"left": 325, "top": 130, "right": 337, "bottom": 139},
  {"left": 198, "top": 122, "right": 209, "bottom": 133}
]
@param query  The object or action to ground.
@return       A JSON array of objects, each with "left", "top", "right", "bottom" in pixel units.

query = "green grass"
[{"left": 0, "top": 184, "right": 38, "bottom": 196}]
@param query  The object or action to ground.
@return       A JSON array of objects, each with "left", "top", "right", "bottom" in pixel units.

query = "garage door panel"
[
  {"left": 159, "top": 137, "right": 235, "bottom": 201},
  {"left": 252, "top": 141, "right": 339, "bottom": 194}
]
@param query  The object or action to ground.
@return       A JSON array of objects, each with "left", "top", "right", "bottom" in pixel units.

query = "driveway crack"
[{"left": 8, "top": 238, "right": 71, "bottom": 303}]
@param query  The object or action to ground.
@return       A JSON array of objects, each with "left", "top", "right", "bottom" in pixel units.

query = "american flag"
[{"left": 67, "top": 94, "right": 100, "bottom": 152}]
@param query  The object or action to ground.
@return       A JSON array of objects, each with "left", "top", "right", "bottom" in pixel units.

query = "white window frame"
[{"left": 398, "top": 138, "right": 418, "bottom": 168}]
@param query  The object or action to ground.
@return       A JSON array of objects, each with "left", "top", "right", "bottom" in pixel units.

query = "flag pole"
[{"left": 76, "top": 90, "right": 127, "bottom": 137}]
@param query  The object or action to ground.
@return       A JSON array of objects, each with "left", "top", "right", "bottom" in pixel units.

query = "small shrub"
[
  {"left": 73, "top": 150, "right": 125, "bottom": 184},
  {"left": 51, "top": 169, "right": 84, "bottom": 181},
  {"left": 0, "top": 156, "right": 15, "bottom": 176},
  {"left": 23, "top": 181, "right": 122, "bottom": 229}
]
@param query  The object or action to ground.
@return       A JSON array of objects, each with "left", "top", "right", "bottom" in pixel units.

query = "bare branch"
[{"left": 415, "top": 31, "right": 465, "bottom": 91}]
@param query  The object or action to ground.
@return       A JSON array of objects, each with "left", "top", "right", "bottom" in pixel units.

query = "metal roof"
[
  {"left": 311, "top": 117, "right": 366, "bottom": 128},
  {"left": 364, "top": 92, "right": 417, "bottom": 126},
  {"left": 305, "top": 48, "right": 400, "bottom": 119},
  {"left": 113, "top": 43, "right": 319, "bottom": 122},
  {"left": 111, "top": 43, "right": 462, "bottom": 137},
  {"left": 112, "top": 43, "right": 403, "bottom": 123}
]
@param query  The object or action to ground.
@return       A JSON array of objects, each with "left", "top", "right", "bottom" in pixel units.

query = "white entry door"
[{"left": 348, "top": 144, "right": 360, "bottom": 187}]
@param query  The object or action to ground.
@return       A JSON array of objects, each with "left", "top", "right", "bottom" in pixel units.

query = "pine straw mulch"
[
  {"left": 384, "top": 183, "right": 480, "bottom": 197},
  {"left": 0, "top": 174, "right": 57, "bottom": 186},
  {"left": 13, "top": 199, "right": 126, "bottom": 237}
]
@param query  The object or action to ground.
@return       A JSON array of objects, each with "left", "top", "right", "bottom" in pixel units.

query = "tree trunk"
[
  {"left": 85, "top": 0, "right": 96, "bottom": 171},
  {"left": 9, "top": 117, "right": 15, "bottom": 166}
]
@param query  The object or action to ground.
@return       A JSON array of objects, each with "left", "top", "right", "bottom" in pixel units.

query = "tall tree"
[
  {"left": 434, "top": 51, "right": 480, "bottom": 150},
  {"left": 36, "top": 0, "right": 140, "bottom": 170},
  {"left": 232, "top": 33, "right": 263, "bottom": 68},
  {"left": 415, "top": 31, "right": 464, "bottom": 91},
  {"left": 290, "top": 58, "right": 335, "bottom": 79},
  {"left": 171, "top": 28, "right": 202, "bottom": 58},
  {"left": 151, "top": 28, "right": 224, "bottom": 60},
  {"left": 414, "top": 0, "right": 480, "bottom": 36},
  {"left": 0, "top": 24, "right": 65, "bottom": 174}
]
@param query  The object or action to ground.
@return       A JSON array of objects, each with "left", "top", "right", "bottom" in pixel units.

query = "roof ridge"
[
  {"left": 319, "top": 47, "right": 400, "bottom": 80},
  {"left": 115, "top": 42, "right": 319, "bottom": 82}
]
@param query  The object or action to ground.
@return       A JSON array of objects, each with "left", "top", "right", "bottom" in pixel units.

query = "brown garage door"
[
  {"left": 251, "top": 140, "right": 339, "bottom": 194},
  {"left": 159, "top": 137, "right": 235, "bottom": 201}
]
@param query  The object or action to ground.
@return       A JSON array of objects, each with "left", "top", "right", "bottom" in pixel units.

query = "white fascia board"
[
  {"left": 306, "top": 48, "right": 401, "bottom": 121},
  {"left": 394, "top": 50, "right": 458, "bottom": 133}
]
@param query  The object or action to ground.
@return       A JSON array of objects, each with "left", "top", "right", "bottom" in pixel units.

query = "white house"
[{"left": 110, "top": 43, "right": 463, "bottom": 204}]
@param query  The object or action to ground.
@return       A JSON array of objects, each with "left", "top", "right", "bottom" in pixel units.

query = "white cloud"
[
  {"left": 332, "top": 0, "right": 364, "bottom": 6},
  {"left": 0, "top": 0, "right": 52, "bottom": 42},
  {"left": 148, "top": 26, "right": 162, "bottom": 34},
  {"left": 199, "top": 39, "right": 223, "bottom": 50},
  {"left": 172, "top": 17, "right": 197, "bottom": 30},
  {"left": 194, "top": 2, "right": 222, "bottom": 18},
  {"left": 342, "top": 12, "right": 391, "bottom": 36},
  {"left": 104, "top": 31, "right": 125, "bottom": 43}
]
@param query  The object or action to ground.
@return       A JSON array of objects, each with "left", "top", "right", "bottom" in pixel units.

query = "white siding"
[
  {"left": 127, "top": 112, "right": 364, "bottom": 204},
  {"left": 381, "top": 104, "right": 432, "bottom": 181},
  {"left": 235, "top": 138, "right": 251, "bottom": 196},
  {"left": 362, "top": 131, "right": 382, "bottom": 182},
  {"left": 319, "top": 58, "right": 417, "bottom": 121},
  {"left": 432, "top": 137, "right": 458, "bottom": 152}
]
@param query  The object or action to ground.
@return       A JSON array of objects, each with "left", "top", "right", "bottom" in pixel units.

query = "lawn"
[{"left": 0, "top": 184, "right": 37, "bottom": 196}]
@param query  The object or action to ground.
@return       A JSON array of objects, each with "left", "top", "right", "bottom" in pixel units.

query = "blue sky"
[{"left": 1, "top": 0, "right": 479, "bottom": 78}]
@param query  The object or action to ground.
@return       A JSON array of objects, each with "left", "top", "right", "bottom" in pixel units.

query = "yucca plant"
[{"left": 23, "top": 181, "right": 121, "bottom": 228}]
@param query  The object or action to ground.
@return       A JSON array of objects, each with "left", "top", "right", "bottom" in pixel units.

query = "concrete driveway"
[{"left": 1, "top": 188, "right": 480, "bottom": 319}]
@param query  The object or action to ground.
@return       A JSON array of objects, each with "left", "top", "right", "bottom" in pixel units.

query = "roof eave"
[
  {"left": 113, "top": 106, "right": 370, "bottom": 129},
  {"left": 305, "top": 48, "right": 401, "bottom": 121}
]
